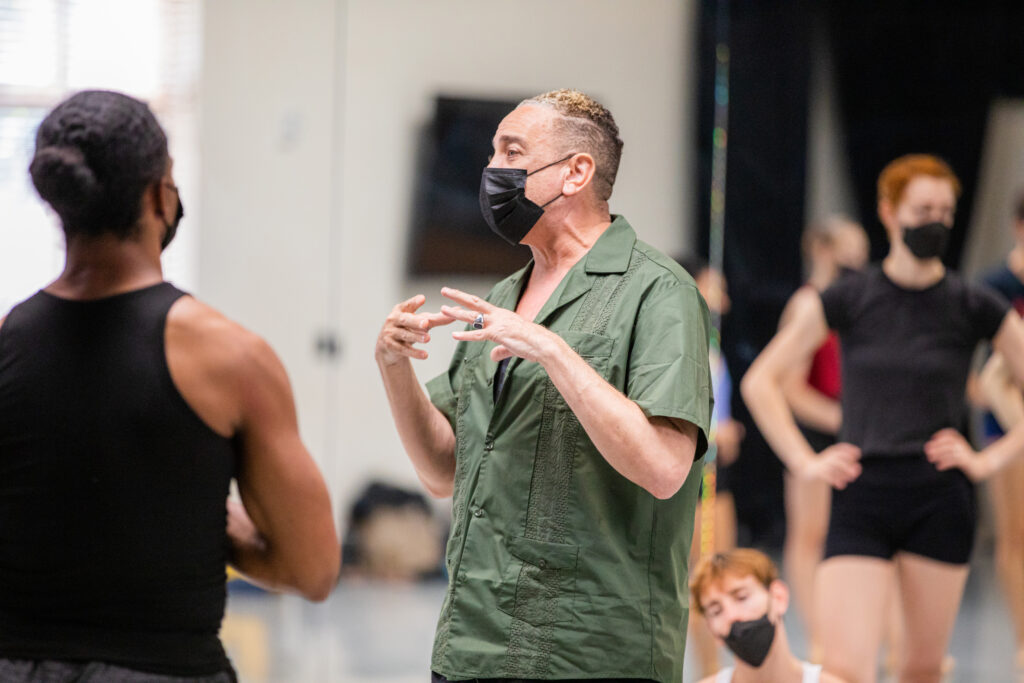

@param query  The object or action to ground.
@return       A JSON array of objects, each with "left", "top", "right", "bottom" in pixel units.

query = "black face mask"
[
  {"left": 901, "top": 221, "right": 949, "bottom": 260},
  {"left": 478, "top": 154, "right": 574, "bottom": 245},
  {"left": 723, "top": 613, "right": 776, "bottom": 668},
  {"left": 161, "top": 186, "right": 185, "bottom": 251}
]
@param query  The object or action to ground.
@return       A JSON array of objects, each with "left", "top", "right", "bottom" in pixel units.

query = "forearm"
[
  {"left": 979, "top": 420, "right": 1024, "bottom": 477},
  {"left": 741, "top": 361, "right": 818, "bottom": 475},
  {"left": 981, "top": 354, "right": 1024, "bottom": 430},
  {"left": 538, "top": 334, "right": 696, "bottom": 499},
  {"left": 227, "top": 516, "right": 337, "bottom": 601},
  {"left": 784, "top": 383, "right": 841, "bottom": 435},
  {"left": 377, "top": 356, "right": 456, "bottom": 497}
]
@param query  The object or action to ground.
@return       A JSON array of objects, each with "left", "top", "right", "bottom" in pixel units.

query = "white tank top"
[{"left": 715, "top": 661, "right": 822, "bottom": 683}]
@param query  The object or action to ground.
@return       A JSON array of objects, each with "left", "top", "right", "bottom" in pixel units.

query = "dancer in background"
[
  {"left": 742, "top": 154, "right": 1024, "bottom": 683},
  {"left": 779, "top": 216, "right": 868, "bottom": 659},
  {"left": 974, "top": 190, "right": 1024, "bottom": 674},
  {"left": 678, "top": 255, "right": 746, "bottom": 678}
]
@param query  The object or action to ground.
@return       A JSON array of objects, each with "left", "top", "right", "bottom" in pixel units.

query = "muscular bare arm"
[
  {"left": 375, "top": 295, "right": 457, "bottom": 498},
  {"left": 440, "top": 287, "right": 698, "bottom": 500},
  {"left": 166, "top": 297, "right": 340, "bottom": 600},
  {"left": 740, "top": 288, "right": 861, "bottom": 488}
]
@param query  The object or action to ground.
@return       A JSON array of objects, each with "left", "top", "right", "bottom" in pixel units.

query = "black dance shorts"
[{"left": 824, "top": 455, "right": 976, "bottom": 565}]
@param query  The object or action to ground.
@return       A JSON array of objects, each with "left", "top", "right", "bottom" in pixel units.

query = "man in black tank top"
[{"left": 0, "top": 91, "right": 340, "bottom": 681}]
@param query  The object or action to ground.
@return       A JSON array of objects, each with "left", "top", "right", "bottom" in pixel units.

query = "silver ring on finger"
[{"left": 473, "top": 313, "right": 485, "bottom": 330}]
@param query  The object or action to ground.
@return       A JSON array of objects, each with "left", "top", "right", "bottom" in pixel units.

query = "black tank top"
[{"left": 0, "top": 283, "right": 236, "bottom": 676}]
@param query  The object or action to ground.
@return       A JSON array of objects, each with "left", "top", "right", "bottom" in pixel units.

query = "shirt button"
[
  {"left": 483, "top": 442, "right": 493, "bottom": 452},
  {"left": 538, "top": 559, "right": 547, "bottom": 569},
  {"left": 473, "top": 508, "right": 484, "bottom": 518}
]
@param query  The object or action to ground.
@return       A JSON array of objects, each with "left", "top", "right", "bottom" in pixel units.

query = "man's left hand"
[{"left": 440, "top": 287, "right": 557, "bottom": 363}]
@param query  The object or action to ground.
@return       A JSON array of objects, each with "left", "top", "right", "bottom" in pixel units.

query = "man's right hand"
[
  {"left": 802, "top": 442, "right": 862, "bottom": 489},
  {"left": 376, "top": 294, "right": 454, "bottom": 366}
]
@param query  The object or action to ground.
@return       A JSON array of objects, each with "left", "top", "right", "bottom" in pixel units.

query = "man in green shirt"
[{"left": 375, "top": 89, "right": 713, "bottom": 683}]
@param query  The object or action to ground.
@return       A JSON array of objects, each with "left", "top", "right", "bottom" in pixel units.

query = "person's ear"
[
  {"left": 562, "top": 152, "right": 596, "bottom": 197},
  {"left": 768, "top": 579, "right": 789, "bottom": 618}
]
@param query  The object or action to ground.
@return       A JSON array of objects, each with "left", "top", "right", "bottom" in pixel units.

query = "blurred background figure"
[
  {"left": 679, "top": 253, "right": 746, "bottom": 679},
  {"left": 341, "top": 481, "right": 445, "bottom": 582},
  {"left": 780, "top": 215, "right": 868, "bottom": 659},
  {"left": 974, "top": 190, "right": 1024, "bottom": 675},
  {"left": 690, "top": 548, "right": 844, "bottom": 683}
]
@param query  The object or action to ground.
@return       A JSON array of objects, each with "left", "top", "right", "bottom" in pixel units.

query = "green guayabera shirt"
[{"left": 426, "top": 216, "right": 713, "bottom": 682}]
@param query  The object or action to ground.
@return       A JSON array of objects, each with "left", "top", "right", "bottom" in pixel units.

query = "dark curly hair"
[{"left": 29, "top": 90, "right": 169, "bottom": 240}]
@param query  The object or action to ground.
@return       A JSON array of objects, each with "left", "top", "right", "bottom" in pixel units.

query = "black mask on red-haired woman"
[{"left": 901, "top": 221, "right": 949, "bottom": 260}]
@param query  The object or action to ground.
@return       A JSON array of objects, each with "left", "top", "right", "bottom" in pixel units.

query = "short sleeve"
[
  {"left": 426, "top": 336, "right": 472, "bottom": 432},
  {"left": 626, "top": 280, "right": 713, "bottom": 460},
  {"left": 967, "top": 281, "right": 1011, "bottom": 340},
  {"left": 819, "top": 270, "right": 864, "bottom": 332}
]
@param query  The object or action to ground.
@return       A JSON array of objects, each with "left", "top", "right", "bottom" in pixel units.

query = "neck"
[
  {"left": 48, "top": 232, "right": 163, "bottom": 300},
  {"left": 731, "top": 630, "right": 805, "bottom": 683},
  {"left": 524, "top": 204, "right": 612, "bottom": 279},
  {"left": 807, "top": 261, "right": 837, "bottom": 292},
  {"left": 882, "top": 244, "right": 944, "bottom": 289}
]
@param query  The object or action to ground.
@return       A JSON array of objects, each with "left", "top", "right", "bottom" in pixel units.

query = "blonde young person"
[{"left": 691, "top": 549, "right": 844, "bottom": 683}]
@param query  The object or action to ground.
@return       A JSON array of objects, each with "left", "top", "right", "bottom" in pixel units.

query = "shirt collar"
[{"left": 584, "top": 215, "right": 636, "bottom": 274}]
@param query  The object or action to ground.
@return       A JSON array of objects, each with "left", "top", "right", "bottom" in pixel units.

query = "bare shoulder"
[
  {"left": 165, "top": 296, "right": 290, "bottom": 436},
  {"left": 166, "top": 296, "right": 280, "bottom": 380},
  {"left": 820, "top": 670, "right": 846, "bottom": 683}
]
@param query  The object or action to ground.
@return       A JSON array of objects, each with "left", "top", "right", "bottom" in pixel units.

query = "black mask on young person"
[
  {"left": 161, "top": 187, "right": 185, "bottom": 251},
  {"left": 478, "top": 154, "right": 574, "bottom": 245},
  {"left": 901, "top": 221, "right": 949, "bottom": 260},
  {"left": 723, "top": 613, "right": 776, "bottom": 668}
]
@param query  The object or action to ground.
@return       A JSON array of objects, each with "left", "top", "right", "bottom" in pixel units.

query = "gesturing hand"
[
  {"left": 925, "top": 428, "right": 992, "bottom": 482},
  {"left": 803, "top": 442, "right": 862, "bottom": 489},
  {"left": 440, "top": 287, "right": 557, "bottom": 363},
  {"left": 375, "top": 294, "right": 455, "bottom": 366}
]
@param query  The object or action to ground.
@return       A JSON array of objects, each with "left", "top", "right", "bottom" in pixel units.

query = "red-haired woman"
[{"left": 742, "top": 154, "right": 1024, "bottom": 683}]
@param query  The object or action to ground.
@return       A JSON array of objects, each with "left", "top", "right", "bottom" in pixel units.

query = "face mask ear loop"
[{"left": 525, "top": 152, "right": 577, "bottom": 177}]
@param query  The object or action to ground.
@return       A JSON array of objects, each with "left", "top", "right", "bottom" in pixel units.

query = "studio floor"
[{"left": 221, "top": 556, "right": 1017, "bottom": 683}]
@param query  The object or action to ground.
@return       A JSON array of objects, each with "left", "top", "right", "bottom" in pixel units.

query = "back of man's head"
[
  {"left": 520, "top": 89, "right": 623, "bottom": 202},
  {"left": 690, "top": 548, "right": 779, "bottom": 615}
]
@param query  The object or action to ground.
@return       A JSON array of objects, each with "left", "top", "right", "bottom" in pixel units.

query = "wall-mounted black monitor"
[{"left": 407, "top": 95, "right": 531, "bottom": 275}]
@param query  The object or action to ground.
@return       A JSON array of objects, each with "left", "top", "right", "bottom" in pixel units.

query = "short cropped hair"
[
  {"left": 689, "top": 548, "right": 779, "bottom": 615},
  {"left": 521, "top": 89, "right": 623, "bottom": 202},
  {"left": 877, "top": 154, "right": 961, "bottom": 207}
]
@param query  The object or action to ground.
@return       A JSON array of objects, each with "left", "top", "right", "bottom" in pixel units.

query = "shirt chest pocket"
[
  {"left": 496, "top": 535, "right": 580, "bottom": 626},
  {"left": 529, "top": 331, "right": 615, "bottom": 408}
]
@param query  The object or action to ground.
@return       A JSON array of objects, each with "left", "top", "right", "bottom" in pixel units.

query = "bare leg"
[
  {"left": 817, "top": 556, "right": 894, "bottom": 683},
  {"left": 895, "top": 553, "right": 969, "bottom": 683},
  {"left": 990, "top": 457, "right": 1024, "bottom": 669},
  {"left": 784, "top": 471, "right": 830, "bottom": 660}
]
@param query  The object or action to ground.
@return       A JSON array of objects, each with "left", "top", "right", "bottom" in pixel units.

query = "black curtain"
[{"left": 696, "top": 0, "right": 812, "bottom": 547}]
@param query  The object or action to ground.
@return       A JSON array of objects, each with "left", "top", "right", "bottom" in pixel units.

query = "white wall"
[{"left": 199, "top": 0, "right": 698, "bottom": 512}]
